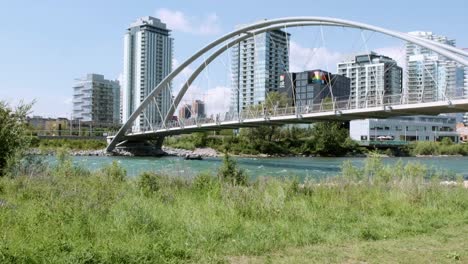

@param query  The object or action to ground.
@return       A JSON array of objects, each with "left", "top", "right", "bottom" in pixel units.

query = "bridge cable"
[{"left": 320, "top": 23, "right": 336, "bottom": 111}]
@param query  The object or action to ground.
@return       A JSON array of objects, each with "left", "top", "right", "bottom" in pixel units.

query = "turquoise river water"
[{"left": 44, "top": 155, "right": 468, "bottom": 181}]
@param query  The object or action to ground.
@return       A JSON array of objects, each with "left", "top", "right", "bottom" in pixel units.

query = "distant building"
[
  {"left": 279, "top": 70, "right": 350, "bottom": 109},
  {"left": 122, "top": 16, "right": 173, "bottom": 131},
  {"left": 192, "top": 100, "right": 206, "bottom": 118},
  {"left": 231, "top": 29, "right": 290, "bottom": 113},
  {"left": 178, "top": 104, "right": 191, "bottom": 119},
  {"left": 72, "top": 74, "right": 120, "bottom": 124},
  {"left": 405, "top": 31, "right": 465, "bottom": 103},
  {"left": 27, "top": 116, "right": 69, "bottom": 131},
  {"left": 45, "top": 118, "right": 69, "bottom": 132},
  {"left": 350, "top": 115, "right": 458, "bottom": 143},
  {"left": 27, "top": 116, "right": 48, "bottom": 130},
  {"left": 457, "top": 123, "right": 468, "bottom": 143},
  {"left": 463, "top": 49, "right": 468, "bottom": 125},
  {"left": 337, "top": 52, "right": 402, "bottom": 108}
]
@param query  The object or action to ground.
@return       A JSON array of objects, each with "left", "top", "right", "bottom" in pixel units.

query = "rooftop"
[{"left": 129, "top": 16, "right": 167, "bottom": 30}]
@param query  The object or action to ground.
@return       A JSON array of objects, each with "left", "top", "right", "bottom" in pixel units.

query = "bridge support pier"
[{"left": 110, "top": 137, "right": 166, "bottom": 156}]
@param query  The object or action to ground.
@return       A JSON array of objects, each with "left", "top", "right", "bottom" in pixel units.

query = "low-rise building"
[
  {"left": 73, "top": 74, "right": 120, "bottom": 125},
  {"left": 27, "top": 116, "right": 48, "bottom": 130},
  {"left": 45, "top": 118, "right": 69, "bottom": 131},
  {"left": 279, "top": 69, "right": 350, "bottom": 109},
  {"left": 350, "top": 115, "right": 459, "bottom": 143},
  {"left": 27, "top": 116, "right": 69, "bottom": 131}
]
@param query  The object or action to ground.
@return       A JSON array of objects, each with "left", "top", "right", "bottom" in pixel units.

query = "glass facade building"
[
  {"left": 405, "top": 31, "right": 465, "bottom": 103},
  {"left": 350, "top": 115, "right": 459, "bottom": 143},
  {"left": 279, "top": 70, "right": 350, "bottom": 110},
  {"left": 230, "top": 30, "right": 290, "bottom": 113},
  {"left": 122, "top": 16, "right": 173, "bottom": 131},
  {"left": 72, "top": 74, "right": 120, "bottom": 124},
  {"left": 337, "top": 53, "right": 402, "bottom": 108}
]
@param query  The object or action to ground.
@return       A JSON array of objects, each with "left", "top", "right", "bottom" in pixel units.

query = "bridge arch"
[{"left": 107, "top": 17, "right": 468, "bottom": 152}]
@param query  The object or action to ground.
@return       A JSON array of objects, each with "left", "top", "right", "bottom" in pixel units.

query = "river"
[{"left": 43, "top": 155, "right": 468, "bottom": 181}]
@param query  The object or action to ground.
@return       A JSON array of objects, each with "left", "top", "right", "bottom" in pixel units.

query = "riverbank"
[
  {"left": 26, "top": 146, "right": 219, "bottom": 158},
  {"left": 28, "top": 146, "right": 468, "bottom": 161},
  {"left": 1, "top": 156, "right": 467, "bottom": 263}
]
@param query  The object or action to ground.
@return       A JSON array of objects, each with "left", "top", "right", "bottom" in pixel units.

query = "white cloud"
[
  {"left": 172, "top": 58, "right": 194, "bottom": 79},
  {"left": 155, "top": 8, "right": 221, "bottom": 36},
  {"left": 198, "top": 14, "right": 221, "bottom": 36},
  {"left": 64, "top": 97, "right": 73, "bottom": 105},
  {"left": 177, "top": 85, "right": 230, "bottom": 116},
  {"left": 289, "top": 41, "right": 344, "bottom": 73},
  {"left": 374, "top": 46, "right": 407, "bottom": 71},
  {"left": 290, "top": 41, "right": 407, "bottom": 75}
]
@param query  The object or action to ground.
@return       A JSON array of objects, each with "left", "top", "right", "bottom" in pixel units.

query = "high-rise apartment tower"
[
  {"left": 122, "top": 16, "right": 173, "bottom": 131},
  {"left": 230, "top": 29, "right": 290, "bottom": 113}
]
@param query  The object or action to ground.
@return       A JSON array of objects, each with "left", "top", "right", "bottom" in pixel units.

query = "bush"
[
  {"left": 101, "top": 161, "right": 126, "bottom": 182},
  {"left": 49, "top": 148, "right": 90, "bottom": 178},
  {"left": 0, "top": 101, "right": 32, "bottom": 176},
  {"left": 36, "top": 139, "right": 107, "bottom": 150},
  {"left": 218, "top": 152, "right": 247, "bottom": 185},
  {"left": 138, "top": 172, "right": 161, "bottom": 196},
  {"left": 341, "top": 160, "right": 363, "bottom": 182},
  {"left": 193, "top": 172, "right": 217, "bottom": 190},
  {"left": 13, "top": 155, "right": 48, "bottom": 177},
  {"left": 410, "top": 140, "right": 467, "bottom": 156}
]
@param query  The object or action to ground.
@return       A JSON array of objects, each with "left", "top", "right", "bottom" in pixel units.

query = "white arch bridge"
[{"left": 106, "top": 17, "right": 468, "bottom": 152}]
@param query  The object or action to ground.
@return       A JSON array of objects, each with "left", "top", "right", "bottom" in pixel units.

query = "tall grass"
[
  {"left": 0, "top": 155, "right": 466, "bottom": 263},
  {"left": 32, "top": 138, "right": 107, "bottom": 151}
]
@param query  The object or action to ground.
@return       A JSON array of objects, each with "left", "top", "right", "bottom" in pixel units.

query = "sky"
[{"left": 0, "top": 0, "right": 467, "bottom": 117}]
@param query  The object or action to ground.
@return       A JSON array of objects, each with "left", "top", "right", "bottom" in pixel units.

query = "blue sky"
[{"left": 0, "top": 0, "right": 466, "bottom": 117}]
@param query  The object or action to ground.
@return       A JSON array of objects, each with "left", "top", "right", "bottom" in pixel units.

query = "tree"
[
  {"left": 240, "top": 92, "right": 290, "bottom": 150},
  {"left": 320, "top": 97, "right": 334, "bottom": 111},
  {"left": 191, "top": 132, "right": 207, "bottom": 147},
  {"left": 0, "top": 101, "right": 33, "bottom": 176},
  {"left": 311, "top": 121, "right": 353, "bottom": 156}
]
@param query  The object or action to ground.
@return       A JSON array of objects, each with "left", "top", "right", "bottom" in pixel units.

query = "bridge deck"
[{"left": 121, "top": 99, "right": 468, "bottom": 140}]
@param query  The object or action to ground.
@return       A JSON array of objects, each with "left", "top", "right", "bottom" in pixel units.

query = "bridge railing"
[{"left": 124, "top": 93, "right": 467, "bottom": 135}]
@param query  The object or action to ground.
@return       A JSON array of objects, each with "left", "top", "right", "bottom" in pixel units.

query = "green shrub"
[
  {"left": 218, "top": 152, "right": 247, "bottom": 185},
  {"left": 410, "top": 140, "right": 467, "bottom": 156},
  {"left": 0, "top": 101, "right": 32, "bottom": 176},
  {"left": 193, "top": 172, "right": 216, "bottom": 190},
  {"left": 138, "top": 172, "right": 161, "bottom": 195},
  {"left": 101, "top": 161, "right": 126, "bottom": 182},
  {"left": 341, "top": 160, "right": 363, "bottom": 182},
  {"left": 52, "top": 149, "right": 91, "bottom": 178},
  {"left": 14, "top": 155, "right": 48, "bottom": 177},
  {"left": 37, "top": 139, "right": 106, "bottom": 151}
]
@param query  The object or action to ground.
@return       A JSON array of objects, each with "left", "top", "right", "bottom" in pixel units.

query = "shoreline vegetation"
[
  {"left": 1, "top": 153, "right": 467, "bottom": 262},
  {"left": 27, "top": 135, "right": 468, "bottom": 159}
]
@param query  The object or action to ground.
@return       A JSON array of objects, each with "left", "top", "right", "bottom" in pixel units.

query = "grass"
[
  {"left": 31, "top": 138, "right": 107, "bottom": 151},
  {"left": 230, "top": 224, "right": 468, "bottom": 263},
  {"left": 0, "top": 156, "right": 467, "bottom": 263}
]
